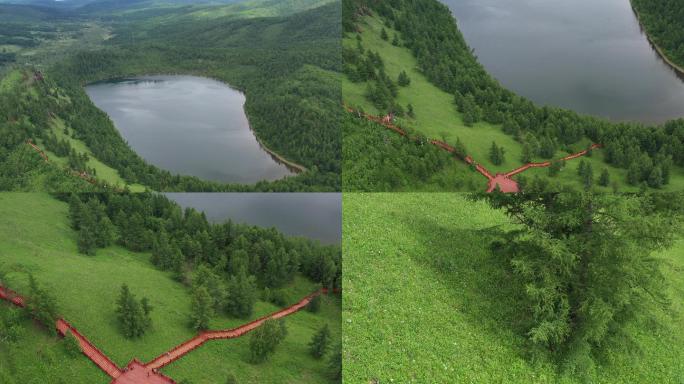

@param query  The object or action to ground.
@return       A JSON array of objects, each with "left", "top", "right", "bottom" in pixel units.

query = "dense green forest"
[
  {"left": 631, "top": 0, "right": 684, "bottom": 70},
  {"left": 0, "top": 1, "right": 341, "bottom": 192},
  {"left": 343, "top": 0, "right": 684, "bottom": 191},
  {"left": 63, "top": 192, "right": 342, "bottom": 297}
]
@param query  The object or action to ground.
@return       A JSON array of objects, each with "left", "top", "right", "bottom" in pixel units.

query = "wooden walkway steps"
[
  {"left": 1, "top": 283, "right": 331, "bottom": 384},
  {"left": 344, "top": 105, "right": 602, "bottom": 193}
]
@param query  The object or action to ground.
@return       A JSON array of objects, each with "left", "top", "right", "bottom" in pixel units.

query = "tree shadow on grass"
[{"left": 398, "top": 214, "right": 546, "bottom": 362}]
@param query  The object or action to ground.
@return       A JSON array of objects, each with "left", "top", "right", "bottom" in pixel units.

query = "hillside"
[
  {"left": 0, "top": 0, "right": 342, "bottom": 192},
  {"left": 342, "top": 0, "right": 684, "bottom": 192},
  {"left": 343, "top": 192, "right": 684, "bottom": 383},
  {"left": 0, "top": 193, "right": 341, "bottom": 383}
]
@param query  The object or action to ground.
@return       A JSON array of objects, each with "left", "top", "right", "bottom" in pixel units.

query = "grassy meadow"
[
  {"left": 0, "top": 193, "right": 340, "bottom": 384},
  {"left": 342, "top": 192, "right": 684, "bottom": 383}
]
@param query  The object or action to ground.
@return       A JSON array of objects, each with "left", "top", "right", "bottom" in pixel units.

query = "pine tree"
[
  {"left": 224, "top": 269, "right": 257, "bottom": 318},
  {"left": 407, "top": 103, "right": 415, "bottom": 118},
  {"left": 25, "top": 274, "right": 58, "bottom": 333},
  {"left": 397, "top": 70, "right": 411, "bottom": 87},
  {"left": 480, "top": 192, "right": 681, "bottom": 376},
  {"left": 115, "top": 284, "right": 150, "bottom": 338},
  {"left": 489, "top": 141, "right": 505, "bottom": 165},
  {"left": 598, "top": 169, "right": 610, "bottom": 186},
  {"left": 380, "top": 28, "right": 388, "bottom": 41},
  {"left": 392, "top": 33, "right": 400, "bottom": 46},
  {"left": 648, "top": 166, "right": 663, "bottom": 188},
  {"left": 249, "top": 319, "right": 287, "bottom": 363},
  {"left": 190, "top": 286, "right": 214, "bottom": 331},
  {"left": 583, "top": 163, "right": 594, "bottom": 190},
  {"left": 68, "top": 194, "right": 83, "bottom": 230},
  {"left": 308, "top": 324, "right": 331, "bottom": 359},
  {"left": 521, "top": 143, "right": 533, "bottom": 163},
  {"left": 307, "top": 294, "right": 321, "bottom": 313}
]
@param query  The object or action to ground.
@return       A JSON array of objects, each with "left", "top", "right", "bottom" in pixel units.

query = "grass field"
[
  {"left": 0, "top": 193, "right": 340, "bottom": 384},
  {"left": 342, "top": 15, "right": 684, "bottom": 192},
  {"left": 342, "top": 193, "right": 684, "bottom": 383}
]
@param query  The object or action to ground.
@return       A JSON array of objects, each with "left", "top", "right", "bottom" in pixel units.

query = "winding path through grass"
[
  {"left": 0, "top": 284, "right": 331, "bottom": 384},
  {"left": 345, "top": 106, "right": 603, "bottom": 192}
]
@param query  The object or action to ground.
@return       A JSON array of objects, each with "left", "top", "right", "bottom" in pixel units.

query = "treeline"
[
  {"left": 343, "top": 113, "right": 480, "bottom": 191},
  {"left": 343, "top": 0, "right": 684, "bottom": 189},
  {"left": 631, "top": 0, "right": 684, "bottom": 69},
  {"left": 63, "top": 192, "right": 341, "bottom": 319},
  {"left": 37, "top": 2, "right": 342, "bottom": 192}
]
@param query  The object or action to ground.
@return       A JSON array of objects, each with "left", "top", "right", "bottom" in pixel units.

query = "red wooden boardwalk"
[
  {"left": 345, "top": 105, "right": 602, "bottom": 193},
  {"left": 0, "top": 284, "right": 329, "bottom": 384}
]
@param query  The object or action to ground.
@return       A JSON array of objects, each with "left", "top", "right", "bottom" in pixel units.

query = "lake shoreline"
[
  {"left": 630, "top": 2, "right": 684, "bottom": 78},
  {"left": 84, "top": 73, "right": 307, "bottom": 179}
]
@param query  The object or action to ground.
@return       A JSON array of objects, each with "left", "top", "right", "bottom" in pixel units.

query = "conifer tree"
[
  {"left": 397, "top": 70, "right": 411, "bottom": 87},
  {"left": 25, "top": 274, "right": 59, "bottom": 334},
  {"left": 115, "top": 284, "right": 151, "bottom": 338},
  {"left": 249, "top": 319, "right": 287, "bottom": 363},
  {"left": 190, "top": 286, "right": 214, "bottom": 331},
  {"left": 380, "top": 28, "right": 388, "bottom": 41},
  {"left": 224, "top": 269, "right": 257, "bottom": 318},
  {"left": 308, "top": 324, "right": 331, "bottom": 359},
  {"left": 598, "top": 169, "right": 610, "bottom": 186},
  {"left": 481, "top": 192, "right": 681, "bottom": 376}
]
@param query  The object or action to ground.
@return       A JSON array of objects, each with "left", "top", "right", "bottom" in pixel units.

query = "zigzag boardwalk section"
[
  {"left": 345, "top": 106, "right": 602, "bottom": 192},
  {"left": 145, "top": 289, "right": 326, "bottom": 371},
  {"left": 0, "top": 284, "right": 329, "bottom": 384}
]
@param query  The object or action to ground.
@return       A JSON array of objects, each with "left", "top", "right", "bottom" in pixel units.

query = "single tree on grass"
[
  {"left": 392, "top": 33, "right": 400, "bottom": 46},
  {"left": 380, "top": 28, "right": 388, "bottom": 41},
  {"left": 397, "top": 70, "right": 411, "bottom": 87},
  {"left": 480, "top": 192, "right": 682, "bottom": 377},
  {"left": 115, "top": 284, "right": 152, "bottom": 338},
  {"left": 249, "top": 319, "right": 287, "bottom": 364},
  {"left": 190, "top": 286, "right": 214, "bottom": 331},
  {"left": 489, "top": 141, "right": 505, "bottom": 166},
  {"left": 308, "top": 324, "right": 331, "bottom": 359},
  {"left": 407, "top": 103, "right": 415, "bottom": 118}
]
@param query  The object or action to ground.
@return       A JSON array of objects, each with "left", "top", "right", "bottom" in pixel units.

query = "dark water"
[
  {"left": 85, "top": 76, "right": 294, "bottom": 184},
  {"left": 165, "top": 193, "right": 342, "bottom": 244},
  {"left": 441, "top": 0, "right": 684, "bottom": 123}
]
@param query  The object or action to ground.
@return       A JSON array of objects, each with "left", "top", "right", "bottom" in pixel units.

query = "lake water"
[
  {"left": 441, "top": 0, "right": 684, "bottom": 123},
  {"left": 165, "top": 193, "right": 342, "bottom": 244},
  {"left": 85, "top": 75, "right": 295, "bottom": 184}
]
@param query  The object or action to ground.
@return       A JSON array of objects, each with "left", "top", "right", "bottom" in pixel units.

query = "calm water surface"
[
  {"left": 165, "top": 193, "right": 341, "bottom": 244},
  {"left": 441, "top": 0, "right": 684, "bottom": 123},
  {"left": 85, "top": 75, "right": 294, "bottom": 183}
]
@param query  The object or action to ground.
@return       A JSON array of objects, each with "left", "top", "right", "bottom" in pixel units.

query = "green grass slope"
[
  {"left": 342, "top": 193, "right": 684, "bottom": 383},
  {"left": 0, "top": 193, "right": 340, "bottom": 384}
]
